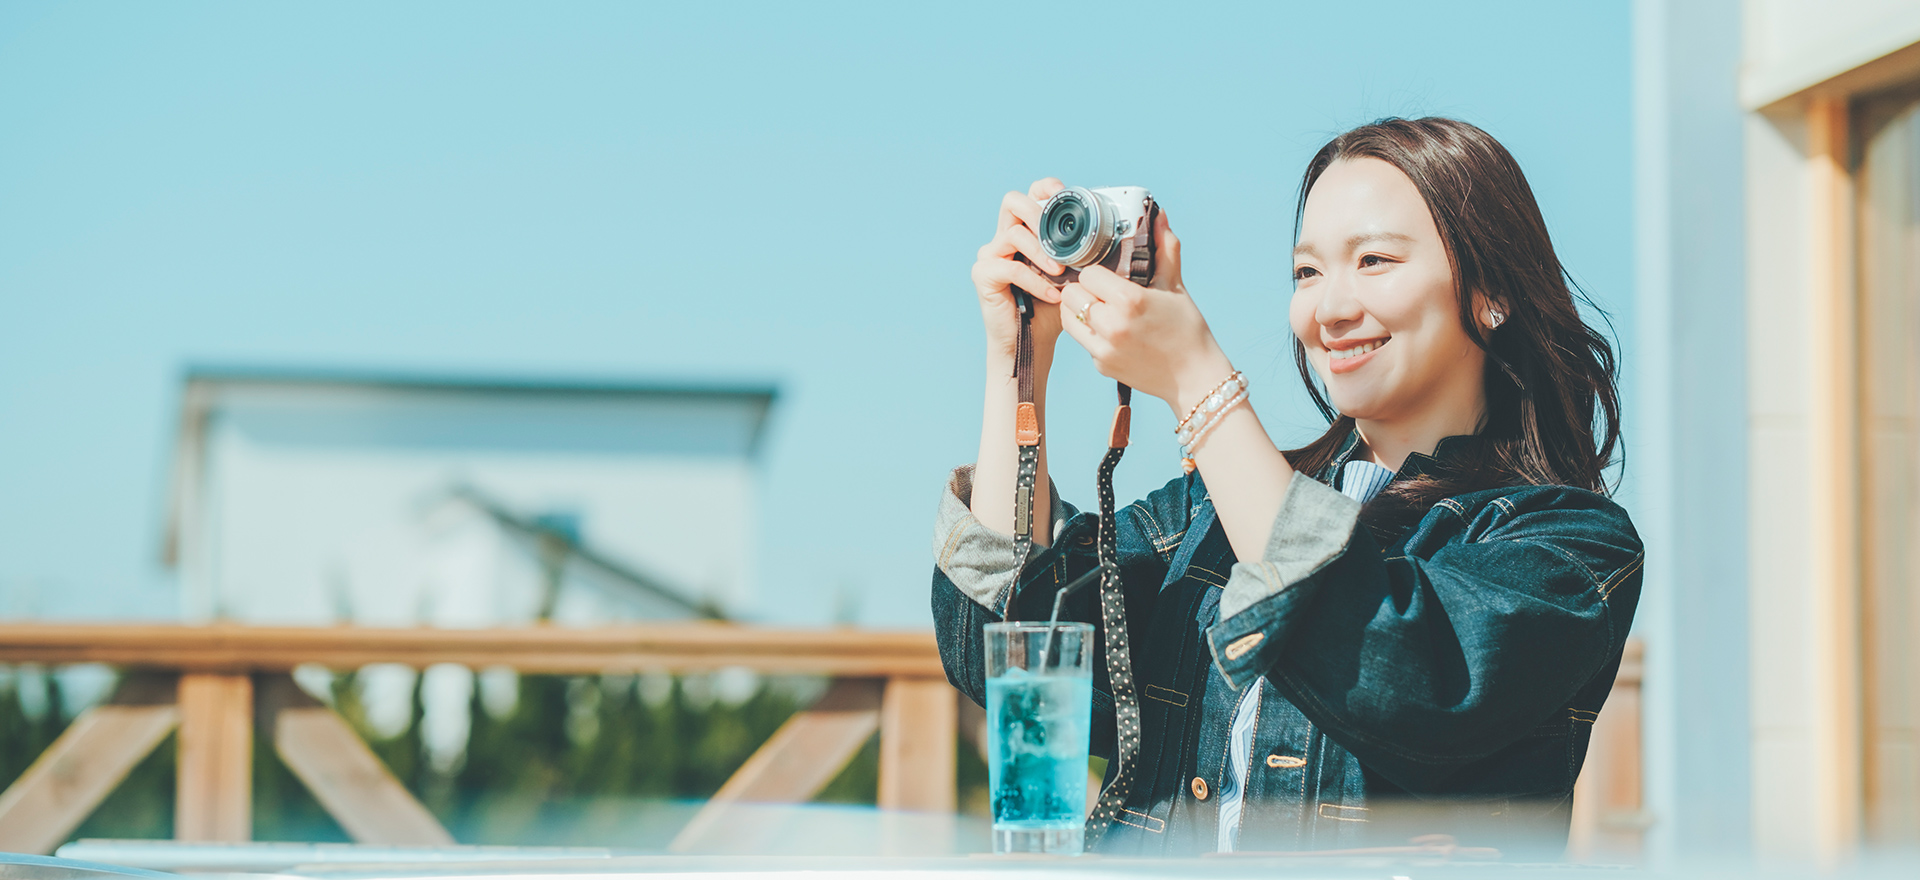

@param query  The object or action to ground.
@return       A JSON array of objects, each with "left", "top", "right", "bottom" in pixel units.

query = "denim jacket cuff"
[
  {"left": 933, "top": 465, "right": 1077, "bottom": 614},
  {"left": 1218, "top": 475, "right": 1361, "bottom": 619},
  {"left": 1208, "top": 476, "right": 1360, "bottom": 690}
]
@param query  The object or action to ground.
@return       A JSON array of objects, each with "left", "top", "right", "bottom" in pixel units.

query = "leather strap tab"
[
  {"left": 1108, "top": 404, "right": 1131, "bottom": 449},
  {"left": 1013, "top": 483, "right": 1032, "bottom": 540},
  {"left": 1015, "top": 402, "right": 1041, "bottom": 446}
]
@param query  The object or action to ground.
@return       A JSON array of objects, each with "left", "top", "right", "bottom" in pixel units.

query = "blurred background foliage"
[{"left": 0, "top": 666, "right": 989, "bottom": 847}]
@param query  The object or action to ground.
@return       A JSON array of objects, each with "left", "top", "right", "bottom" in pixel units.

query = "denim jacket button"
[{"left": 1190, "top": 776, "right": 1209, "bottom": 800}]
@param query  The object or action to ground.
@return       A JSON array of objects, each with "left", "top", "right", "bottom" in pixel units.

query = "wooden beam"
[
  {"left": 256, "top": 676, "right": 454, "bottom": 845},
  {"left": 0, "top": 624, "right": 942, "bottom": 678},
  {"left": 175, "top": 673, "right": 252, "bottom": 842},
  {"left": 0, "top": 675, "right": 178, "bottom": 854},
  {"left": 877, "top": 676, "right": 956, "bottom": 813},
  {"left": 1807, "top": 92, "right": 1865, "bottom": 861},
  {"left": 669, "top": 677, "right": 883, "bottom": 853}
]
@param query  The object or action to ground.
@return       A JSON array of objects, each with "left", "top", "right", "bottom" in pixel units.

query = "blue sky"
[{"left": 0, "top": 1, "right": 1631, "bottom": 625}]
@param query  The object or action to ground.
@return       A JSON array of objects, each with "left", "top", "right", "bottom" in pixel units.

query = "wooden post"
[
  {"left": 877, "top": 676, "right": 956, "bottom": 813},
  {"left": 176, "top": 673, "right": 252, "bottom": 842},
  {"left": 0, "top": 675, "right": 178, "bottom": 854},
  {"left": 1807, "top": 92, "right": 1865, "bottom": 861}
]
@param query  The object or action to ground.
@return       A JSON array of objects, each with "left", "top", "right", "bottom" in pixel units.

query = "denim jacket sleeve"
[
  {"left": 931, "top": 465, "right": 1199, "bottom": 758},
  {"left": 1205, "top": 476, "right": 1644, "bottom": 791}
]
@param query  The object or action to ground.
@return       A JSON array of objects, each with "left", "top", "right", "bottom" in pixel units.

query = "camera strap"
[
  {"left": 1010, "top": 292, "right": 1041, "bottom": 576},
  {"left": 1008, "top": 202, "right": 1155, "bottom": 848}
]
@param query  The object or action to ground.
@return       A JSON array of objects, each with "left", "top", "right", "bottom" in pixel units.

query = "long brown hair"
[{"left": 1284, "top": 117, "right": 1621, "bottom": 527}]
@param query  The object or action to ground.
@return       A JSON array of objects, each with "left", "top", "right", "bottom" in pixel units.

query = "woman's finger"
[
  {"left": 972, "top": 257, "right": 1063, "bottom": 304},
  {"left": 997, "top": 190, "right": 1044, "bottom": 234},
  {"left": 1029, "top": 178, "right": 1066, "bottom": 202},
  {"left": 1059, "top": 281, "right": 1118, "bottom": 335},
  {"left": 1077, "top": 264, "right": 1145, "bottom": 315},
  {"left": 1057, "top": 283, "right": 1113, "bottom": 359},
  {"left": 985, "top": 224, "right": 1064, "bottom": 276}
]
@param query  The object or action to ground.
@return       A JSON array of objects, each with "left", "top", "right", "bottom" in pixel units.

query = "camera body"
[{"left": 1038, "top": 186, "right": 1156, "bottom": 285}]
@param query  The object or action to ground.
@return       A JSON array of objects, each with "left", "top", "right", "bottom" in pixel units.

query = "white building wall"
[
  {"left": 174, "top": 377, "right": 765, "bottom": 627},
  {"left": 1631, "top": 0, "right": 1754, "bottom": 861},
  {"left": 1744, "top": 103, "right": 1822, "bottom": 860},
  {"left": 194, "top": 435, "right": 756, "bottom": 625},
  {"left": 1738, "top": 0, "right": 1920, "bottom": 861}
]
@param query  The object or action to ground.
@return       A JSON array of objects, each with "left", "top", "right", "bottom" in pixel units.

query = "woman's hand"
[
  {"left": 1057, "top": 209, "right": 1235, "bottom": 412},
  {"left": 970, "top": 178, "right": 1068, "bottom": 364},
  {"left": 1060, "top": 209, "right": 1294, "bottom": 562}
]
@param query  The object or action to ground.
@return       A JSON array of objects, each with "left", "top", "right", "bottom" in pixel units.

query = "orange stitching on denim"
[
  {"left": 1318, "top": 803, "right": 1370, "bottom": 822},
  {"left": 936, "top": 519, "right": 968, "bottom": 572},
  {"left": 1186, "top": 564, "right": 1229, "bottom": 587},
  {"left": 1129, "top": 501, "right": 1166, "bottom": 544},
  {"left": 1599, "top": 554, "right": 1644, "bottom": 599},
  {"left": 1144, "top": 684, "right": 1188, "bottom": 707},
  {"left": 1266, "top": 754, "right": 1307, "bottom": 769},
  {"left": 1116, "top": 809, "right": 1165, "bottom": 833}
]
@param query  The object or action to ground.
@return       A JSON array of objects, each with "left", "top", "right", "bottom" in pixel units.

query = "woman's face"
[{"left": 1288, "top": 157, "right": 1488, "bottom": 424}]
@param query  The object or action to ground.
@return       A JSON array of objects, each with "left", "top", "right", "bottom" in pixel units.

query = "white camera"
[{"left": 1037, "top": 186, "right": 1156, "bottom": 283}]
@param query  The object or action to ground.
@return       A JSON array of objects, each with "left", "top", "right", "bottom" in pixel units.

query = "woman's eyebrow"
[
  {"left": 1295, "top": 231, "right": 1415, "bottom": 259},
  {"left": 1347, "top": 231, "right": 1415, "bottom": 250}
]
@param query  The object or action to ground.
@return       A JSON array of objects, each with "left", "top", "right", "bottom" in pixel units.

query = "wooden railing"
[
  {"left": 0, "top": 624, "right": 953, "bottom": 855},
  {"left": 0, "top": 625, "right": 1644, "bottom": 860}
]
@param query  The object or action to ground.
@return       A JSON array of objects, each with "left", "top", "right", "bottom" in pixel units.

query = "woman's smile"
[{"left": 1327, "top": 337, "right": 1389, "bottom": 373}]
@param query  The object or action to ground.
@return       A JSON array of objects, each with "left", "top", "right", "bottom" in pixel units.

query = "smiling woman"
[
  {"left": 933, "top": 117, "right": 1642, "bottom": 857},
  {"left": 1283, "top": 120, "right": 1624, "bottom": 532}
]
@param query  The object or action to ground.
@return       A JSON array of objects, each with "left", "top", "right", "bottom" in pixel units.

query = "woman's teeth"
[{"left": 1330, "top": 339, "right": 1387, "bottom": 360}]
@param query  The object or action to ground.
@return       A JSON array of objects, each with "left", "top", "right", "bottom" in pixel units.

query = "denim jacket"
[{"left": 931, "top": 433, "right": 1644, "bottom": 855}]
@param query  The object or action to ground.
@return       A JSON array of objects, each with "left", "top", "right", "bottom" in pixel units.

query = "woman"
[{"left": 932, "top": 117, "right": 1643, "bottom": 856}]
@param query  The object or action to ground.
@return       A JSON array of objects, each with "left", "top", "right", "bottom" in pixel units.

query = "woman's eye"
[
  {"left": 1359, "top": 254, "right": 1390, "bottom": 268},
  {"left": 1293, "top": 266, "right": 1319, "bottom": 281}
]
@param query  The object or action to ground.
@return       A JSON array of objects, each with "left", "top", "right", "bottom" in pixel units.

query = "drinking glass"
[{"left": 983, "top": 620, "right": 1095, "bottom": 855}]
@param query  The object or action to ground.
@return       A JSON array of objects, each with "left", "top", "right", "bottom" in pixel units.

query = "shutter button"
[{"left": 1191, "top": 776, "right": 1209, "bottom": 800}]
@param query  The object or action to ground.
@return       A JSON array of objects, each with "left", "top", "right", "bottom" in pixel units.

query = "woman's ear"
[{"left": 1472, "top": 291, "right": 1509, "bottom": 331}]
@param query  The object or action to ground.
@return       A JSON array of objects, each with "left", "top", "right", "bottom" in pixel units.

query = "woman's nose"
[{"left": 1313, "top": 271, "right": 1365, "bottom": 329}]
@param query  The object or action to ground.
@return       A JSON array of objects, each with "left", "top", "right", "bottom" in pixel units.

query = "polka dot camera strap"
[{"left": 1008, "top": 205, "right": 1155, "bottom": 847}]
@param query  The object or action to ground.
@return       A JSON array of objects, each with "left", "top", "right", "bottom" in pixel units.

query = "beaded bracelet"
[
  {"left": 1176, "top": 372, "right": 1249, "bottom": 474},
  {"left": 1175, "top": 371, "right": 1247, "bottom": 444}
]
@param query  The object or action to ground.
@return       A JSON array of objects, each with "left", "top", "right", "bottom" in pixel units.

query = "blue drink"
[{"left": 983, "top": 621, "right": 1094, "bottom": 854}]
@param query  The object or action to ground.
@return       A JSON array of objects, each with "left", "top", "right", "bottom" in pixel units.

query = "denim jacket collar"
[{"left": 1324, "top": 427, "right": 1474, "bottom": 483}]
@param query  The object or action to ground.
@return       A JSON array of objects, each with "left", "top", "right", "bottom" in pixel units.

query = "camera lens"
[
  {"left": 1043, "top": 198, "right": 1089, "bottom": 253},
  {"left": 1038, "top": 187, "right": 1112, "bottom": 267},
  {"left": 1044, "top": 195, "right": 1090, "bottom": 253}
]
